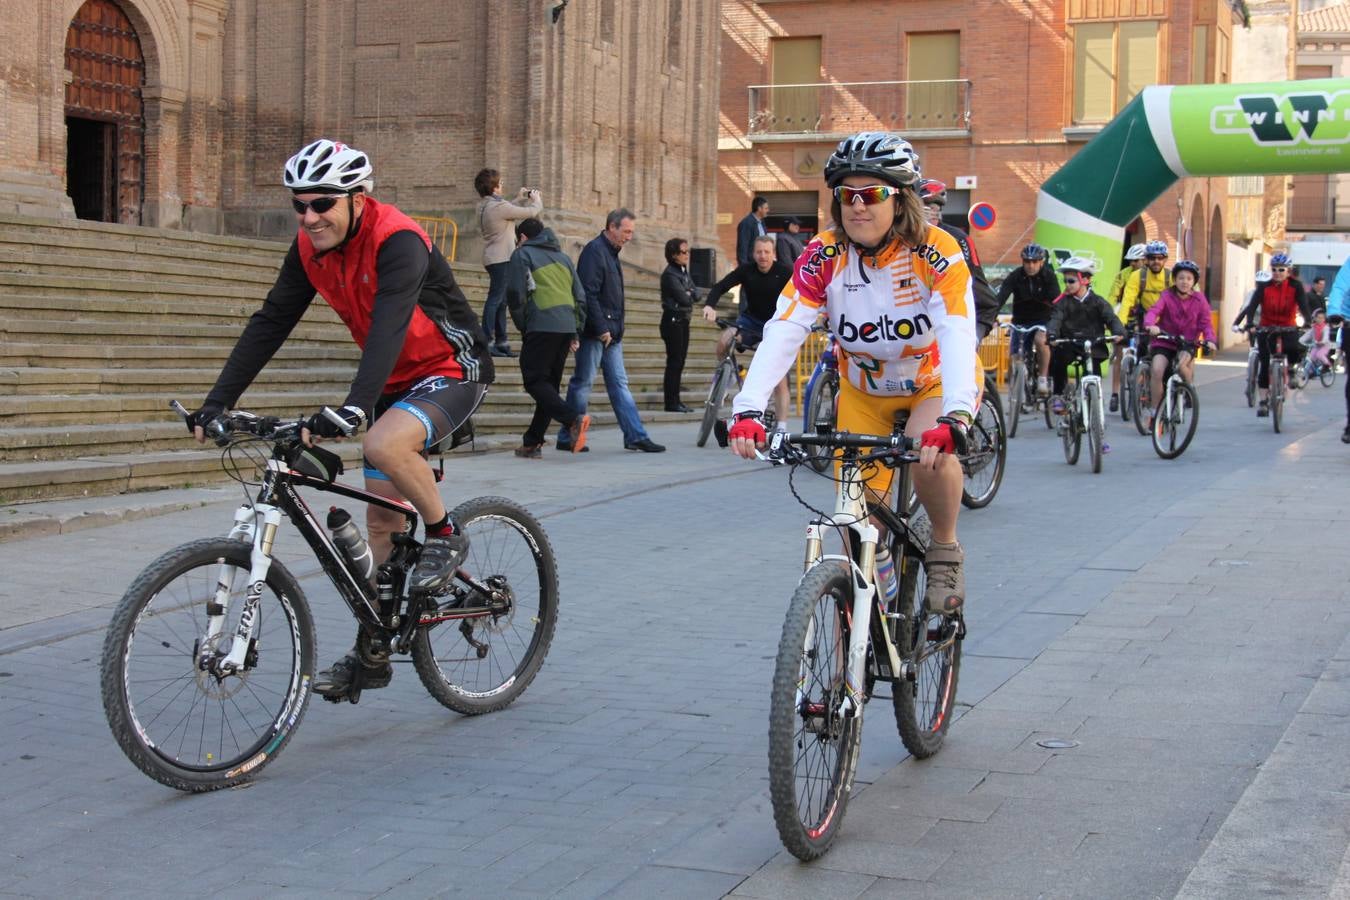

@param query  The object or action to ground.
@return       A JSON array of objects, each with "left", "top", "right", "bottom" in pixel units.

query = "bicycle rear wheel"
[
  {"left": 804, "top": 371, "right": 839, "bottom": 473},
  {"left": 961, "top": 392, "right": 1006, "bottom": 509},
  {"left": 100, "top": 538, "right": 315, "bottom": 792},
  {"left": 697, "top": 361, "right": 732, "bottom": 447},
  {"left": 1321, "top": 360, "right": 1337, "bottom": 388},
  {"left": 769, "top": 561, "right": 862, "bottom": 860},
  {"left": 1061, "top": 400, "right": 1081, "bottom": 465},
  {"left": 892, "top": 540, "right": 961, "bottom": 758},
  {"left": 1085, "top": 382, "right": 1104, "bottom": 474},
  {"left": 411, "top": 496, "right": 558, "bottom": 715}
]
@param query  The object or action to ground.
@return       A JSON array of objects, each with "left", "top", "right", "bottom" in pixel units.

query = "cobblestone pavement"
[{"left": 2, "top": 356, "right": 1348, "bottom": 898}]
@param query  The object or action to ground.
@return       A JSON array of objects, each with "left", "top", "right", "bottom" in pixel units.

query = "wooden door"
[{"left": 65, "top": 0, "right": 145, "bottom": 225}]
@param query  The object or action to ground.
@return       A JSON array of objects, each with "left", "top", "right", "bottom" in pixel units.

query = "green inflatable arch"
[{"left": 1034, "top": 77, "right": 1350, "bottom": 290}]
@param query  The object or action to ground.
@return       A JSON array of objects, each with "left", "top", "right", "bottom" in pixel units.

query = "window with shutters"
[{"left": 1071, "top": 21, "right": 1159, "bottom": 125}]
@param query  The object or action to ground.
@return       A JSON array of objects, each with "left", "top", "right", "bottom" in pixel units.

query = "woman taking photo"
[{"left": 659, "top": 238, "right": 699, "bottom": 412}]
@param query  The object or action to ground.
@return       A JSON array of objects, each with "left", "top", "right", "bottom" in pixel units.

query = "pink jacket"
[{"left": 1144, "top": 288, "right": 1217, "bottom": 350}]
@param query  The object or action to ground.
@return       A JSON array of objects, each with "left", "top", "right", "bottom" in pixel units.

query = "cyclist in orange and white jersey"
[{"left": 727, "top": 131, "right": 977, "bottom": 617}]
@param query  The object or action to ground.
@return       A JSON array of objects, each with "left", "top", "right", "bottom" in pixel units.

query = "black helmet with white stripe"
[{"left": 824, "top": 132, "right": 921, "bottom": 188}]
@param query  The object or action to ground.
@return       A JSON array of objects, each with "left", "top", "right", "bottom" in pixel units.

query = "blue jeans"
[
  {"left": 483, "top": 262, "right": 510, "bottom": 345},
  {"left": 558, "top": 337, "right": 650, "bottom": 445}
]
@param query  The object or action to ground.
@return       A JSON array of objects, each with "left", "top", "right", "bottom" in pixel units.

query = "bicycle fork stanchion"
[
  {"left": 219, "top": 505, "right": 283, "bottom": 673},
  {"left": 201, "top": 506, "right": 259, "bottom": 653}
]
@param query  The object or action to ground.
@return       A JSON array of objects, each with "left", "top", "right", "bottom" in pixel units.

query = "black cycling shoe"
[
  {"left": 314, "top": 651, "right": 392, "bottom": 702},
  {"left": 410, "top": 531, "right": 469, "bottom": 594},
  {"left": 1341, "top": 426, "right": 1350, "bottom": 445},
  {"left": 1257, "top": 400, "right": 1269, "bottom": 418},
  {"left": 1108, "top": 393, "right": 1119, "bottom": 413}
]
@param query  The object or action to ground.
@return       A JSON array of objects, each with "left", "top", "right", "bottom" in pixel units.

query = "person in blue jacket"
[{"left": 1325, "top": 258, "right": 1350, "bottom": 444}]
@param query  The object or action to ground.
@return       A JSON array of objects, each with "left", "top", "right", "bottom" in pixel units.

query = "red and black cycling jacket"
[{"left": 1251, "top": 279, "right": 1306, "bottom": 328}]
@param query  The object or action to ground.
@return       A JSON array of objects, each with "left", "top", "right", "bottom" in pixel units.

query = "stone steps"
[{"left": 0, "top": 213, "right": 739, "bottom": 502}]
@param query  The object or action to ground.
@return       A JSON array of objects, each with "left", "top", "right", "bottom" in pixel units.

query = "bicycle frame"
[
  {"left": 794, "top": 437, "right": 919, "bottom": 719},
  {"left": 204, "top": 460, "right": 420, "bottom": 674}
]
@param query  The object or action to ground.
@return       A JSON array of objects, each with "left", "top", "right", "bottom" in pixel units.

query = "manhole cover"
[{"left": 1036, "top": 738, "right": 1080, "bottom": 750}]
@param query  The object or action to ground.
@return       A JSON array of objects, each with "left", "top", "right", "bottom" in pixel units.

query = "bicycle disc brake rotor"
[{"left": 192, "top": 633, "right": 249, "bottom": 700}]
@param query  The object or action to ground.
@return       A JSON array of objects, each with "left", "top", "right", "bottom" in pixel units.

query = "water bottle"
[
  {"left": 327, "top": 507, "right": 375, "bottom": 588},
  {"left": 875, "top": 543, "right": 899, "bottom": 606}
]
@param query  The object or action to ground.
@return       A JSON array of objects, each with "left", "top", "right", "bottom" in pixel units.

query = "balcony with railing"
[
  {"left": 1288, "top": 175, "right": 1349, "bottom": 231},
  {"left": 746, "top": 80, "right": 972, "bottom": 140}
]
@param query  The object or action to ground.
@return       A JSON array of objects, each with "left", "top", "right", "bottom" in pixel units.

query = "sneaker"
[
  {"left": 624, "top": 438, "right": 666, "bottom": 453},
  {"left": 490, "top": 343, "right": 517, "bottom": 359},
  {"left": 1102, "top": 442, "right": 1111, "bottom": 454},
  {"left": 513, "top": 443, "right": 542, "bottom": 459},
  {"left": 570, "top": 414, "right": 592, "bottom": 453},
  {"left": 1051, "top": 396, "right": 1066, "bottom": 416},
  {"left": 1342, "top": 427, "right": 1350, "bottom": 445},
  {"left": 314, "top": 650, "right": 392, "bottom": 699},
  {"left": 410, "top": 531, "right": 469, "bottom": 594},
  {"left": 1109, "top": 393, "right": 1119, "bottom": 413},
  {"left": 1257, "top": 400, "right": 1269, "bottom": 418},
  {"left": 1037, "top": 376, "right": 1051, "bottom": 396},
  {"left": 556, "top": 440, "right": 589, "bottom": 453},
  {"left": 923, "top": 541, "right": 965, "bottom": 615}
]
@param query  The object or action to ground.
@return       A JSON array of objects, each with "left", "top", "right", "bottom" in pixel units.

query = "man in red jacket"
[{"left": 187, "top": 140, "right": 495, "bottom": 697}]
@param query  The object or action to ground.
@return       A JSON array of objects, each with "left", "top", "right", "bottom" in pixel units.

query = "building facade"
[
  {"left": 2, "top": 0, "right": 720, "bottom": 271},
  {"left": 716, "top": 0, "right": 1253, "bottom": 300},
  {"left": 1291, "top": 0, "right": 1350, "bottom": 236}
]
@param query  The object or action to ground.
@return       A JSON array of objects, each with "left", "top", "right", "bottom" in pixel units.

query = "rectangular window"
[
  {"left": 1228, "top": 175, "right": 1263, "bottom": 196},
  {"left": 769, "top": 37, "right": 821, "bottom": 133},
  {"left": 1191, "top": 25, "right": 1208, "bottom": 84},
  {"left": 906, "top": 32, "right": 961, "bottom": 129},
  {"left": 1217, "top": 29, "right": 1230, "bottom": 83},
  {"left": 1072, "top": 21, "right": 1157, "bottom": 124}
]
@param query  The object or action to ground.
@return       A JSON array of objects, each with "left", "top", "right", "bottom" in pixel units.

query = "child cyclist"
[
  {"left": 1045, "top": 257, "right": 1126, "bottom": 450},
  {"left": 725, "top": 131, "right": 979, "bottom": 618},
  {"left": 1142, "top": 259, "right": 1217, "bottom": 429}
]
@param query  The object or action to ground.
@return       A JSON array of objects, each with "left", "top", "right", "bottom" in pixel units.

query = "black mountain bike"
[
  {"left": 101, "top": 404, "right": 558, "bottom": 792},
  {"left": 961, "top": 372, "right": 1007, "bottom": 509}
]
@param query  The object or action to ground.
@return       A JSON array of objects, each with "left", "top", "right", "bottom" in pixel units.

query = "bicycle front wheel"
[
  {"left": 769, "top": 560, "right": 862, "bottom": 861},
  {"left": 1006, "top": 364, "right": 1023, "bottom": 438},
  {"left": 1271, "top": 365, "right": 1285, "bottom": 434},
  {"left": 1085, "top": 382, "right": 1104, "bottom": 474},
  {"left": 100, "top": 538, "right": 315, "bottom": 792},
  {"left": 961, "top": 393, "right": 1006, "bottom": 509},
  {"left": 892, "top": 540, "right": 961, "bottom": 758},
  {"left": 411, "top": 496, "right": 558, "bottom": 715},
  {"left": 1130, "top": 367, "right": 1151, "bottom": 436},
  {"left": 1153, "top": 381, "right": 1198, "bottom": 459},
  {"left": 804, "top": 372, "right": 839, "bottom": 473},
  {"left": 697, "top": 360, "right": 732, "bottom": 447}
]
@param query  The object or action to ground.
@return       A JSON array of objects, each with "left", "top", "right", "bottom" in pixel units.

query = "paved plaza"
[{"left": 2, "top": 353, "right": 1349, "bottom": 899}]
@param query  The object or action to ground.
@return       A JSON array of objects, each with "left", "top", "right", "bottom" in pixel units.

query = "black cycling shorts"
[{"left": 363, "top": 375, "right": 487, "bottom": 481}]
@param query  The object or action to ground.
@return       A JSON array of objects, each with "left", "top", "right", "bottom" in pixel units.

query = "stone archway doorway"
[{"left": 64, "top": 0, "right": 145, "bottom": 224}]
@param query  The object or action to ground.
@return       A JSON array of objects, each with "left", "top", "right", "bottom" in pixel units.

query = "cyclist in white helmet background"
[
  {"left": 1106, "top": 242, "right": 1147, "bottom": 411},
  {"left": 185, "top": 139, "right": 496, "bottom": 699},
  {"left": 1045, "top": 257, "right": 1126, "bottom": 450},
  {"left": 727, "top": 131, "right": 979, "bottom": 619}
]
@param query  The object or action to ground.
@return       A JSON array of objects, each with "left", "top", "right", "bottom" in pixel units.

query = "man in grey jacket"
[{"left": 505, "top": 218, "right": 591, "bottom": 456}]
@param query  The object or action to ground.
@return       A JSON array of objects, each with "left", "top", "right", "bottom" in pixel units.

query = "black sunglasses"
[{"left": 291, "top": 196, "right": 344, "bottom": 215}]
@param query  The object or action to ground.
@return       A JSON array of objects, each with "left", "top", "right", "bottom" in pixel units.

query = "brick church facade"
[{"left": 2, "top": 0, "right": 721, "bottom": 271}]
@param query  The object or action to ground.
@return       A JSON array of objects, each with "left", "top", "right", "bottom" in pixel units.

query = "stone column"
[{"left": 141, "top": 85, "right": 185, "bottom": 228}]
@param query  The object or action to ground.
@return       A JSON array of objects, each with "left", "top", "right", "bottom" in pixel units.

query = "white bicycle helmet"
[
  {"left": 1124, "top": 243, "right": 1147, "bottom": 261},
  {"left": 824, "top": 132, "right": 921, "bottom": 188},
  {"left": 1061, "top": 256, "right": 1097, "bottom": 275},
  {"left": 284, "top": 139, "right": 373, "bottom": 193}
]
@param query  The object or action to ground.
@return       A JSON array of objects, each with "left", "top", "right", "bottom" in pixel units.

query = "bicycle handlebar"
[
  {"left": 762, "top": 429, "right": 919, "bottom": 467},
  {"left": 171, "top": 400, "right": 305, "bottom": 448}
]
